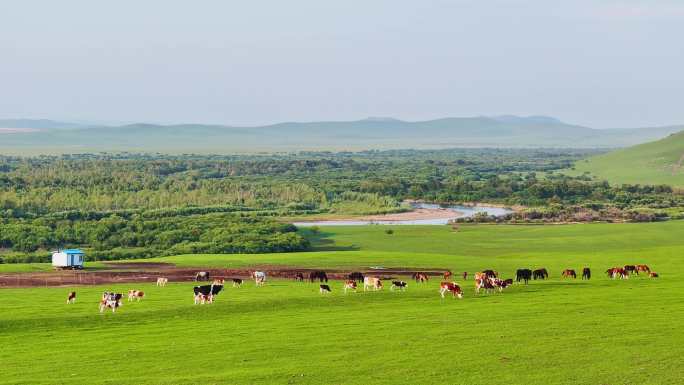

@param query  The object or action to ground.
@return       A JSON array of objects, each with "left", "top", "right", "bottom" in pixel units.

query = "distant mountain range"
[{"left": 0, "top": 116, "right": 682, "bottom": 154}]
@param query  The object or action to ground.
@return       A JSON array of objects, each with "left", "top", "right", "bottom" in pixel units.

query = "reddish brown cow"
[
  {"left": 412, "top": 273, "right": 429, "bottom": 283},
  {"left": 636, "top": 265, "right": 651, "bottom": 274},
  {"left": 561, "top": 269, "right": 577, "bottom": 279},
  {"left": 443, "top": 271, "right": 453, "bottom": 280},
  {"left": 343, "top": 280, "right": 357, "bottom": 293},
  {"left": 439, "top": 282, "right": 463, "bottom": 299}
]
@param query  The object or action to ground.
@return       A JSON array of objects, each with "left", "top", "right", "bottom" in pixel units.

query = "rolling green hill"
[
  {"left": 1, "top": 116, "right": 682, "bottom": 154},
  {"left": 573, "top": 130, "right": 684, "bottom": 187}
]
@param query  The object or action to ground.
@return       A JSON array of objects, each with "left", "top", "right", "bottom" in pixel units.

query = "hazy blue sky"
[{"left": 1, "top": 0, "right": 683, "bottom": 128}]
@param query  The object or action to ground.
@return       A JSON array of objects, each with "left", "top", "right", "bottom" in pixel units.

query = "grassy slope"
[
  {"left": 2, "top": 223, "right": 684, "bottom": 385},
  {"left": 572, "top": 130, "right": 684, "bottom": 187}
]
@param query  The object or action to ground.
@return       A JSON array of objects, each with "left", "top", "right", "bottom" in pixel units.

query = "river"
[{"left": 293, "top": 202, "right": 513, "bottom": 226}]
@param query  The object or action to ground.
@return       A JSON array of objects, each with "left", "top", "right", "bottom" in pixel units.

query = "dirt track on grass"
[{"left": 0, "top": 262, "right": 450, "bottom": 288}]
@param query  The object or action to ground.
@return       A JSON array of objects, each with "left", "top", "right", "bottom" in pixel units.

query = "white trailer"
[{"left": 52, "top": 249, "right": 85, "bottom": 269}]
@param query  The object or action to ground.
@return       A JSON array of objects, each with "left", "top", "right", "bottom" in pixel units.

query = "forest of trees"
[{"left": 1, "top": 149, "right": 682, "bottom": 263}]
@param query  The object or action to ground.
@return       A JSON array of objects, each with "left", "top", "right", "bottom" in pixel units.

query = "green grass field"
[
  {"left": 2, "top": 223, "right": 684, "bottom": 384},
  {"left": 571, "top": 130, "right": 684, "bottom": 187}
]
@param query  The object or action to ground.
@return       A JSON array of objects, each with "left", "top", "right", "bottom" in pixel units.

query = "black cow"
[
  {"left": 624, "top": 265, "right": 637, "bottom": 275},
  {"left": 309, "top": 271, "right": 328, "bottom": 283},
  {"left": 533, "top": 268, "right": 549, "bottom": 280},
  {"left": 582, "top": 267, "right": 591, "bottom": 280},
  {"left": 193, "top": 284, "right": 223, "bottom": 304},
  {"left": 482, "top": 269, "right": 498, "bottom": 278},
  {"left": 195, "top": 271, "right": 210, "bottom": 281},
  {"left": 294, "top": 272, "right": 305, "bottom": 282},
  {"left": 232, "top": 278, "right": 243, "bottom": 287},
  {"left": 348, "top": 272, "right": 365, "bottom": 282},
  {"left": 516, "top": 269, "right": 532, "bottom": 284}
]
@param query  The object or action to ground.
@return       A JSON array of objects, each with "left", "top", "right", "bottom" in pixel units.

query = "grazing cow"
[
  {"left": 309, "top": 271, "right": 328, "bottom": 283},
  {"left": 439, "top": 282, "right": 463, "bottom": 299},
  {"left": 195, "top": 271, "right": 210, "bottom": 282},
  {"left": 475, "top": 276, "right": 496, "bottom": 294},
  {"left": 561, "top": 269, "right": 577, "bottom": 279},
  {"left": 443, "top": 271, "right": 453, "bottom": 280},
  {"left": 533, "top": 268, "right": 549, "bottom": 280},
  {"left": 624, "top": 265, "right": 637, "bottom": 275},
  {"left": 412, "top": 273, "right": 429, "bottom": 283},
  {"left": 492, "top": 278, "right": 513, "bottom": 292},
  {"left": 127, "top": 290, "right": 145, "bottom": 301},
  {"left": 99, "top": 292, "right": 123, "bottom": 313},
  {"left": 252, "top": 271, "right": 266, "bottom": 286},
  {"left": 636, "top": 264, "right": 651, "bottom": 274},
  {"left": 606, "top": 267, "right": 628, "bottom": 279},
  {"left": 66, "top": 291, "right": 76, "bottom": 304},
  {"left": 348, "top": 272, "right": 364, "bottom": 282},
  {"left": 343, "top": 280, "right": 358, "bottom": 294},
  {"left": 156, "top": 277, "right": 168, "bottom": 287},
  {"left": 363, "top": 276, "right": 383, "bottom": 291},
  {"left": 294, "top": 272, "right": 305, "bottom": 282},
  {"left": 582, "top": 267, "right": 591, "bottom": 280},
  {"left": 649, "top": 272, "right": 659, "bottom": 278},
  {"left": 319, "top": 284, "right": 332, "bottom": 294},
  {"left": 516, "top": 269, "right": 532, "bottom": 284},
  {"left": 212, "top": 279, "right": 225, "bottom": 286},
  {"left": 391, "top": 281, "right": 407, "bottom": 291},
  {"left": 193, "top": 284, "right": 224, "bottom": 304},
  {"left": 232, "top": 278, "right": 243, "bottom": 288},
  {"left": 462, "top": 272, "right": 468, "bottom": 280}
]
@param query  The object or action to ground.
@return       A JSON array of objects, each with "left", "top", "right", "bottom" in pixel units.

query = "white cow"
[{"left": 252, "top": 271, "right": 267, "bottom": 286}]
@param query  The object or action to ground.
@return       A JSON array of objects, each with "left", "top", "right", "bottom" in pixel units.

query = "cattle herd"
[{"left": 68, "top": 264, "right": 658, "bottom": 313}]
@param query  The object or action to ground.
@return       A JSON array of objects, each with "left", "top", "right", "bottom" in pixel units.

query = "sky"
[{"left": 1, "top": 0, "right": 683, "bottom": 128}]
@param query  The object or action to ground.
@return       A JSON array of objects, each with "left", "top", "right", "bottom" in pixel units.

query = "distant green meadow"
[
  {"left": 1, "top": 223, "right": 683, "bottom": 384},
  {"left": 571, "top": 130, "right": 684, "bottom": 187}
]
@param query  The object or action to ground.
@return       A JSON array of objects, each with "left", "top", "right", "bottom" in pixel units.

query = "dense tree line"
[
  {"left": 0, "top": 213, "right": 308, "bottom": 263},
  {"left": 1, "top": 149, "right": 682, "bottom": 263}
]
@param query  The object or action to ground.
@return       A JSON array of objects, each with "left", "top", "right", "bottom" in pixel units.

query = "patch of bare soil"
[
  {"left": 0, "top": 264, "right": 451, "bottom": 288},
  {"left": 359, "top": 208, "right": 461, "bottom": 221}
]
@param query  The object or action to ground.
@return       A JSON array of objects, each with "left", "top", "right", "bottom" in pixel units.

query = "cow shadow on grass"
[{"left": 298, "top": 228, "right": 360, "bottom": 252}]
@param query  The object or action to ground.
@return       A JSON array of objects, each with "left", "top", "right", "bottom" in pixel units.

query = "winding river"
[{"left": 293, "top": 202, "right": 513, "bottom": 226}]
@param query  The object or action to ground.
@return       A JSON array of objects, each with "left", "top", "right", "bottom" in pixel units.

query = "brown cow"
[
  {"left": 607, "top": 267, "right": 628, "bottom": 279},
  {"left": 439, "top": 282, "right": 463, "bottom": 299},
  {"left": 443, "top": 271, "right": 453, "bottom": 280},
  {"left": 636, "top": 265, "right": 651, "bottom": 274},
  {"left": 561, "top": 269, "right": 577, "bottom": 279},
  {"left": 343, "top": 280, "right": 357, "bottom": 294},
  {"left": 412, "top": 273, "right": 429, "bottom": 283}
]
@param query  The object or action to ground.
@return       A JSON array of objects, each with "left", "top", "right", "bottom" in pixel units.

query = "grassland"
[
  {"left": 1, "top": 222, "right": 684, "bottom": 384},
  {"left": 571, "top": 130, "right": 684, "bottom": 187}
]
